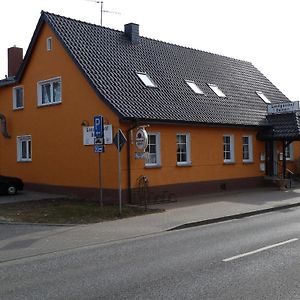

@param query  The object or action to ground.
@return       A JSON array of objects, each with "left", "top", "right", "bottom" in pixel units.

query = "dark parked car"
[{"left": 0, "top": 175, "right": 24, "bottom": 195}]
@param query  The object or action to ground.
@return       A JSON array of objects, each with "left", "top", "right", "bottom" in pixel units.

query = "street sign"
[
  {"left": 267, "top": 101, "right": 300, "bottom": 115},
  {"left": 94, "top": 144, "right": 105, "bottom": 153},
  {"left": 94, "top": 115, "right": 104, "bottom": 138},
  {"left": 113, "top": 129, "right": 127, "bottom": 152},
  {"left": 94, "top": 137, "right": 104, "bottom": 145}
]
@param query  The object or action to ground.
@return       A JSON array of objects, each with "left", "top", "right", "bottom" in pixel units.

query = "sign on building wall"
[
  {"left": 267, "top": 101, "right": 300, "bottom": 115},
  {"left": 83, "top": 125, "right": 113, "bottom": 145}
]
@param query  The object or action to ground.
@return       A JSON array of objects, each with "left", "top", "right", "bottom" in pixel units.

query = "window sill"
[
  {"left": 223, "top": 161, "right": 235, "bottom": 165},
  {"left": 243, "top": 160, "right": 254, "bottom": 164},
  {"left": 176, "top": 162, "right": 192, "bottom": 167},
  {"left": 17, "top": 160, "right": 32, "bottom": 163},
  {"left": 13, "top": 107, "right": 24, "bottom": 111},
  {"left": 37, "top": 101, "right": 62, "bottom": 108}
]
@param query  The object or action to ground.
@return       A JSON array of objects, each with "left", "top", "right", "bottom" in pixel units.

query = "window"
[
  {"left": 37, "top": 77, "right": 61, "bottom": 106},
  {"left": 13, "top": 86, "right": 24, "bottom": 109},
  {"left": 176, "top": 133, "right": 191, "bottom": 166},
  {"left": 285, "top": 143, "right": 293, "bottom": 160},
  {"left": 46, "top": 37, "right": 52, "bottom": 51},
  {"left": 17, "top": 135, "right": 32, "bottom": 162},
  {"left": 136, "top": 72, "right": 156, "bottom": 87},
  {"left": 185, "top": 80, "right": 204, "bottom": 94},
  {"left": 242, "top": 135, "right": 253, "bottom": 163},
  {"left": 256, "top": 91, "right": 271, "bottom": 104},
  {"left": 145, "top": 133, "right": 161, "bottom": 167},
  {"left": 223, "top": 135, "right": 234, "bottom": 163},
  {"left": 208, "top": 84, "right": 226, "bottom": 97}
]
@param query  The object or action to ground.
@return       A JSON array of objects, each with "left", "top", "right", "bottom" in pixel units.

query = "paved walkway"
[{"left": 1, "top": 186, "right": 300, "bottom": 261}]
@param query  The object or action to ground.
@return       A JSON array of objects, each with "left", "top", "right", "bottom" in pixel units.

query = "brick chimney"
[
  {"left": 124, "top": 23, "right": 140, "bottom": 44},
  {"left": 8, "top": 46, "right": 23, "bottom": 77}
]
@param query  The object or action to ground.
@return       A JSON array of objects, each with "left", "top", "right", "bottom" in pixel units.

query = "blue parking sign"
[
  {"left": 94, "top": 115, "right": 103, "bottom": 138},
  {"left": 94, "top": 144, "right": 105, "bottom": 153}
]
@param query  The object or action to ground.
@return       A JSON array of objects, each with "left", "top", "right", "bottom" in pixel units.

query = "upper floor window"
[
  {"left": 256, "top": 91, "right": 271, "bottom": 104},
  {"left": 223, "top": 135, "right": 235, "bottom": 163},
  {"left": 17, "top": 135, "right": 32, "bottom": 162},
  {"left": 136, "top": 72, "right": 157, "bottom": 88},
  {"left": 145, "top": 132, "right": 161, "bottom": 167},
  {"left": 208, "top": 83, "right": 226, "bottom": 97},
  {"left": 46, "top": 37, "right": 52, "bottom": 51},
  {"left": 185, "top": 80, "right": 204, "bottom": 94},
  {"left": 176, "top": 133, "right": 191, "bottom": 166},
  {"left": 242, "top": 135, "right": 253, "bottom": 163},
  {"left": 13, "top": 86, "right": 24, "bottom": 110},
  {"left": 37, "top": 77, "right": 61, "bottom": 106}
]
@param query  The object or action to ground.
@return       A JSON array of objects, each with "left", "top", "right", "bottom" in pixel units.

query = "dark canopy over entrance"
[{"left": 257, "top": 111, "right": 300, "bottom": 178}]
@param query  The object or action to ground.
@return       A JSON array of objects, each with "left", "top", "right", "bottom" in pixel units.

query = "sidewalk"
[{"left": 1, "top": 186, "right": 300, "bottom": 262}]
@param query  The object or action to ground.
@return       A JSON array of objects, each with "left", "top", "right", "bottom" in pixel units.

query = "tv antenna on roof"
[{"left": 85, "top": 0, "right": 121, "bottom": 26}]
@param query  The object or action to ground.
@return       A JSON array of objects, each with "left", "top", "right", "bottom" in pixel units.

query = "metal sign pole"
[
  {"left": 98, "top": 152, "right": 103, "bottom": 207},
  {"left": 118, "top": 130, "right": 122, "bottom": 215}
]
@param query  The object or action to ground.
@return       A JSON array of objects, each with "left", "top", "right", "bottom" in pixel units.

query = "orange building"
[{"left": 0, "top": 11, "right": 299, "bottom": 202}]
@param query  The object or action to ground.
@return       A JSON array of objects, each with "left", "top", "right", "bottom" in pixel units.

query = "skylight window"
[
  {"left": 208, "top": 84, "right": 226, "bottom": 97},
  {"left": 136, "top": 72, "right": 156, "bottom": 87},
  {"left": 256, "top": 91, "right": 271, "bottom": 104},
  {"left": 185, "top": 80, "right": 204, "bottom": 94}
]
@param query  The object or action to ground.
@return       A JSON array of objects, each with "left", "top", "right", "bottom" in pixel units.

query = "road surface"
[{"left": 1, "top": 207, "right": 300, "bottom": 299}]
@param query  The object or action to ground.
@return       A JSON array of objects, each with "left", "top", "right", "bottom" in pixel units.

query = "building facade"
[{"left": 0, "top": 12, "right": 299, "bottom": 203}]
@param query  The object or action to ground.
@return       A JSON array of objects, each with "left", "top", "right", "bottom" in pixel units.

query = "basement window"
[
  {"left": 136, "top": 72, "right": 156, "bottom": 88},
  {"left": 185, "top": 80, "right": 204, "bottom": 94},
  {"left": 256, "top": 91, "right": 271, "bottom": 104},
  {"left": 208, "top": 83, "right": 226, "bottom": 97}
]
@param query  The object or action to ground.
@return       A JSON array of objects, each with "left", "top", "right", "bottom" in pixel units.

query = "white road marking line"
[{"left": 223, "top": 238, "right": 299, "bottom": 262}]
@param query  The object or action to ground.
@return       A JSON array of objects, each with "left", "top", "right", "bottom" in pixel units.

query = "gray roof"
[
  {"left": 257, "top": 112, "right": 300, "bottom": 141},
  {"left": 2, "top": 11, "right": 292, "bottom": 127}
]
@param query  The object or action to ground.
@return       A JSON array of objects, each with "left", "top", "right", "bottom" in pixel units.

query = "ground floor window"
[
  {"left": 285, "top": 142, "right": 293, "bottom": 160},
  {"left": 223, "top": 135, "right": 234, "bottom": 163},
  {"left": 145, "top": 133, "right": 161, "bottom": 167},
  {"left": 176, "top": 133, "right": 191, "bottom": 166},
  {"left": 17, "top": 135, "right": 32, "bottom": 162},
  {"left": 242, "top": 135, "right": 253, "bottom": 163}
]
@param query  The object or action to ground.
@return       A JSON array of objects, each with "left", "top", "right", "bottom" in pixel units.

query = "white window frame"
[
  {"left": 242, "top": 135, "right": 254, "bottom": 163},
  {"left": 136, "top": 72, "right": 157, "bottom": 88},
  {"left": 185, "top": 80, "right": 204, "bottom": 94},
  {"left": 12, "top": 86, "right": 24, "bottom": 110},
  {"left": 46, "top": 37, "right": 52, "bottom": 51},
  {"left": 37, "top": 77, "right": 62, "bottom": 106},
  {"left": 145, "top": 132, "right": 161, "bottom": 167},
  {"left": 17, "top": 135, "right": 32, "bottom": 162},
  {"left": 208, "top": 83, "right": 226, "bottom": 97},
  {"left": 285, "top": 142, "right": 294, "bottom": 161},
  {"left": 256, "top": 91, "right": 271, "bottom": 104},
  {"left": 176, "top": 132, "right": 191, "bottom": 166},
  {"left": 223, "top": 135, "right": 235, "bottom": 163}
]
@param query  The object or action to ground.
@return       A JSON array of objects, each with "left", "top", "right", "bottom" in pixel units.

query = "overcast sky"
[{"left": 1, "top": 0, "right": 299, "bottom": 101}]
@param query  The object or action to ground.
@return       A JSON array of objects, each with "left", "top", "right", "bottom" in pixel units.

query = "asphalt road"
[{"left": 1, "top": 207, "right": 300, "bottom": 300}]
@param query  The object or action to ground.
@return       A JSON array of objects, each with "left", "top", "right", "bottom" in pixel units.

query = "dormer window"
[
  {"left": 185, "top": 80, "right": 204, "bottom": 94},
  {"left": 136, "top": 72, "right": 156, "bottom": 87},
  {"left": 256, "top": 91, "right": 271, "bottom": 104},
  {"left": 208, "top": 83, "right": 226, "bottom": 97}
]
